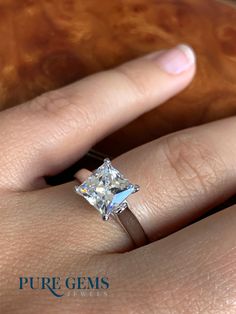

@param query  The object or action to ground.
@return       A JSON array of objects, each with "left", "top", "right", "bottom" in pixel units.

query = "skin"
[{"left": 0, "top": 46, "right": 235, "bottom": 314}]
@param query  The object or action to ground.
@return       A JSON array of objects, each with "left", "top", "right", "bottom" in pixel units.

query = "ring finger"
[{"left": 74, "top": 116, "right": 236, "bottom": 248}]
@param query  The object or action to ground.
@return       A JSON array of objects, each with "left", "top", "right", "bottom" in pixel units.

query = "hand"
[{"left": 0, "top": 44, "right": 235, "bottom": 313}]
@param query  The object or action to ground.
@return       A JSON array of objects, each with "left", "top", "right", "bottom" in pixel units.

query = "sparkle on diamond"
[{"left": 75, "top": 160, "right": 136, "bottom": 219}]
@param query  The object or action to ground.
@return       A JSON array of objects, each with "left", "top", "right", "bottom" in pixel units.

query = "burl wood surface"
[{"left": 0, "top": 0, "right": 236, "bottom": 156}]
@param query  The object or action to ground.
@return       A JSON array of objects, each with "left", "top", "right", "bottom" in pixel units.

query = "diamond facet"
[{"left": 75, "top": 159, "right": 139, "bottom": 220}]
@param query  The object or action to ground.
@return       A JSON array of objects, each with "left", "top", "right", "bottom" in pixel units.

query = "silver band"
[{"left": 113, "top": 204, "right": 148, "bottom": 247}]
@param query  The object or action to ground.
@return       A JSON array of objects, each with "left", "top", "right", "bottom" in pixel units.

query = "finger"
[
  {"left": 75, "top": 169, "right": 91, "bottom": 183},
  {"left": 0, "top": 44, "right": 196, "bottom": 191},
  {"left": 108, "top": 205, "right": 236, "bottom": 313},
  {"left": 68, "top": 116, "right": 236, "bottom": 251},
  {"left": 110, "top": 116, "right": 236, "bottom": 241}
]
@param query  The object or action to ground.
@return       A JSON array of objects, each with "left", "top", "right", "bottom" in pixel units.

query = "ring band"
[
  {"left": 113, "top": 203, "right": 148, "bottom": 247},
  {"left": 74, "top": 158, "right": 148, "bottom": 247}
]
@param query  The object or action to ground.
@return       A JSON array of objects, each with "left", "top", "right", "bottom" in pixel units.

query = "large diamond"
[{"left": 75, "top": 158, "right": 139, "bottom": 220}]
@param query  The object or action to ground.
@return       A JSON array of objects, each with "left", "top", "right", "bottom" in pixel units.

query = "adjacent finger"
[{"left": 0, "top": 44, "right": 196, "bottom": 191}]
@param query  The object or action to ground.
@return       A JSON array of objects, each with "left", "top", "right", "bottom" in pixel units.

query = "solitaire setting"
[{"left": 74, "top": 158, "right": 140, "bottom": 221}]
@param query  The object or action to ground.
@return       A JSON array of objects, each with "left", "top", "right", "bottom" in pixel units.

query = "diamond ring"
[{"left": 74, "top": 158, "right": 148, "bottom": 247}]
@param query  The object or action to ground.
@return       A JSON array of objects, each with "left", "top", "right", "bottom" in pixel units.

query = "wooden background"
[{"left": 0, "top": 0, "right": 236, "bottom": 157}]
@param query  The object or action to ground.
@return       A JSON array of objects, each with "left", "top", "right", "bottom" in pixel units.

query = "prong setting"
[
  {"left": 104, "top": 158, "right": 111, "bottom": 164},
  {"left": 74, "top": 185, "right": 80, "bottom": 193},
  {"left": 102, "top": 214, "right": 109, "bottom": 221},
  {"left": 133, "top": 184, "right": 140, "bottom": 193}
]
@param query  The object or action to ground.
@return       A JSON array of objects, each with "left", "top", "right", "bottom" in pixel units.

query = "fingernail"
[{"left": 147, "top": 44, "right": 196, "bottom": 74}]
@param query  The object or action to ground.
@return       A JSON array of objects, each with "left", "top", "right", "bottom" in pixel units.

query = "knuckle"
[
  {"left": 160, "top": 132, "right": 226, "bottom": 196},
  {"left": 29, "top": 90, "right": 94, "bottom": 134},
  {"left": 114, "top": 65, "right": 150, "bottom": 102}
]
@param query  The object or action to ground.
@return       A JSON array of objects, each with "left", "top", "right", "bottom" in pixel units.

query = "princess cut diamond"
[{"left": 75, "top": 158, "right": 139, "bottom": 220}]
